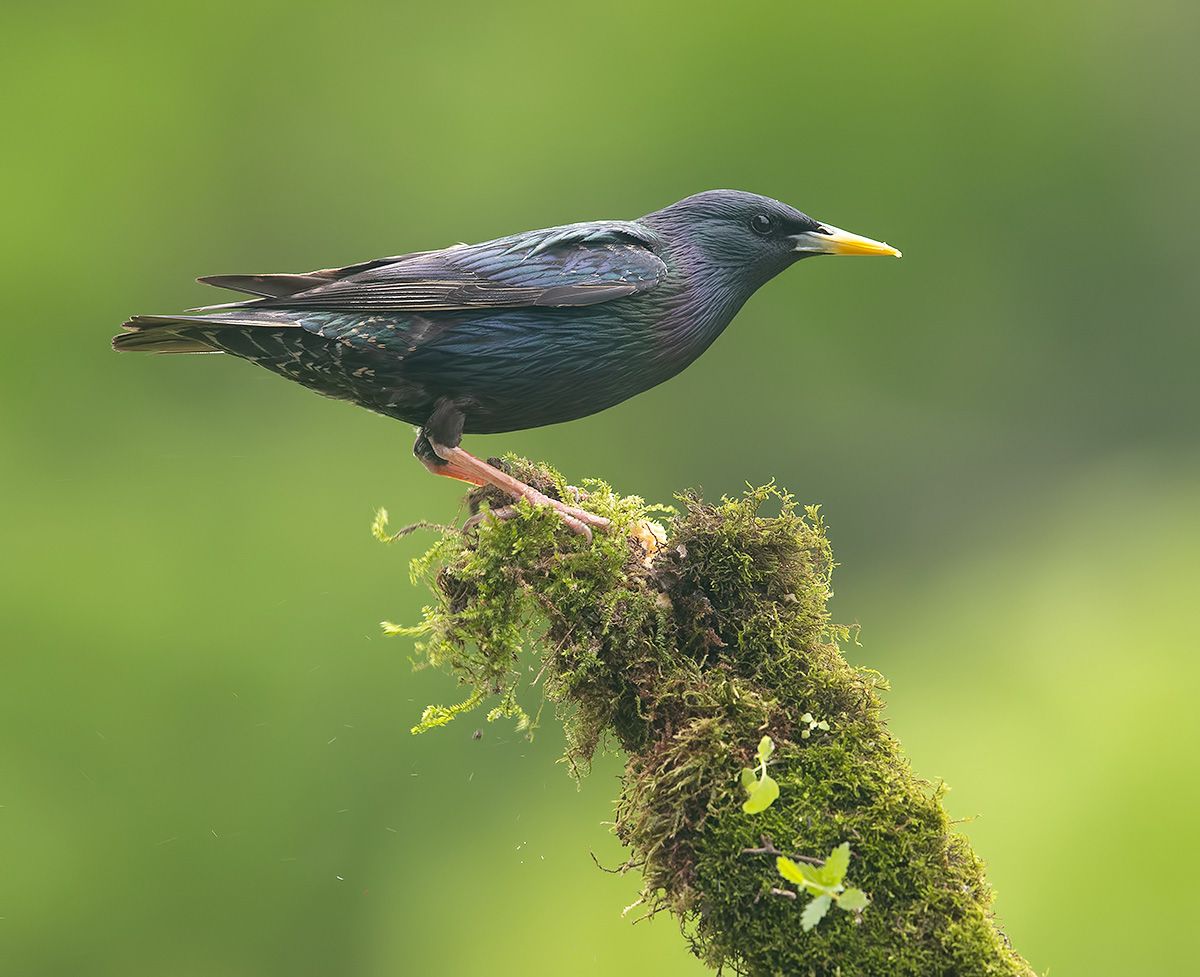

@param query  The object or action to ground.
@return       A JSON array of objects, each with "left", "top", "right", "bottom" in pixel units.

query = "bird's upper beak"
[{"left": 792, "top": 223, "right": 902, "bottom": 258}]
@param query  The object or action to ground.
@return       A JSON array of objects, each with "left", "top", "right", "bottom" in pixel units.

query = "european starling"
[{"left": 114, "top": 190, "right": 900, "bottom": 535}]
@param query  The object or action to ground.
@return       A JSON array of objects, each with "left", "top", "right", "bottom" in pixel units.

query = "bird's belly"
[
  {"left": 459, "top": 366, "right": 654, "bottom": 433},
  {"left": 451, "top": 341, "right": 676, "bottom": 433},
  {"left": 397, "top": 306, "right": 688, "bottom": 434}
]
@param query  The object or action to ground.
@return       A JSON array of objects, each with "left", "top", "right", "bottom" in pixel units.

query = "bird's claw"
[
  {"left": 534, "top": 492, "right": 609, "bottom": 539},
  {"left": 465, "top": 494, "right": 607, "bottom": 541},
  {"left": 521, "top": 491, "right": 593, "bottom": 539},
  {"left": 555, "top": 509, "right": 592, "bottom": 541},
  {"left": 547, "top": 497, "right": 610, "bottom": 531},
  {"left": 464, "top": 505, "right": 518, "bottom": 531}
]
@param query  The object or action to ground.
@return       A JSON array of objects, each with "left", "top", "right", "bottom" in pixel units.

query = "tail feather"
[
  {"left": 112, "top": 308, "right": 405, "bottom": 413},
  {"left": 112, "top": 331, "right": 220, "bottom": 353},
  {"left": 112, "top": 311, "right": 302, "bottom": 354},
  {"left": 112, "top": 316, "right": 225, "bottom": 353}
]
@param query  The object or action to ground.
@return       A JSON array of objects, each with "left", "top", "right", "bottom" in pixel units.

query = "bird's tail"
[
  {"left": 111, "top": 315, "right": 226, "bottom": 353},
  {"left": 112, "top": 310, "right": 303, "bottom": 354}
]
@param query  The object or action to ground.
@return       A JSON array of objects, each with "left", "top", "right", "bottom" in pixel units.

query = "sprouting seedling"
[
  {"left": 741, "top": 735, "right": 779, "bottom": 813},
  {"left": 777, "top": 842, "right": 869, "bottom": 931},
  {"left": 799, "top": 712, "right": 829, "bottom": 739}
]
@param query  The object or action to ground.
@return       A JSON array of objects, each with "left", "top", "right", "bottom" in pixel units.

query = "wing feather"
[{"left": 196, "top": 221, "right": 667, "bottom": 313}]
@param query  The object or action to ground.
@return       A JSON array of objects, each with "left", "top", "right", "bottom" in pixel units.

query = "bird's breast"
[{"left": 452, "top": 286, "right": 743, "bottom": 432}]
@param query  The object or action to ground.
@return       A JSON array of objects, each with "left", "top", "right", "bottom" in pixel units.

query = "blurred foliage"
[{"left": 1, "top": 2, "right": 1197, "bottom": 975}]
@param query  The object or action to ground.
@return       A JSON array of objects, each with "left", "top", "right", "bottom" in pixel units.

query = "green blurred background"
[{"left": 2, "top": 2, "right": 1197, "bottom": 974}]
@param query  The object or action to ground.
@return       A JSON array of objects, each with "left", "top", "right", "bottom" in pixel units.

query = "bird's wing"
[{"left": 197, "top": 221, "right": 668, "bottom": 312}]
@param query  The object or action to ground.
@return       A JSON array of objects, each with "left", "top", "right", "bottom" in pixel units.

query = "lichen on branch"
[{"left": 377, "top": 458, "right": 1037, "bottom": 977}]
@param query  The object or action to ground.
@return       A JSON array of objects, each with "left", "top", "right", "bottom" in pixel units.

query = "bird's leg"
[
  {"left": 429, "top": 442, "right": 610, "bottom": 538},
  {"left": 415, "top": 401, "right": 610, "bottom": 538},
  {"left": 411, "top": 436, "right": 525, "bottom": 530},
  {"left": 416, "top": 444, "right": 487, "bottom": 486}
]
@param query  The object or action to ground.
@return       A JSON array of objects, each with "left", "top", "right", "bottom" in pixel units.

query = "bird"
[{"left": 114, "top": 190, "right": 900, "bottom": 536}]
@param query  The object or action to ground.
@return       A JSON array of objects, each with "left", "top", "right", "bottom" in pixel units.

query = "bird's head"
[{"left": 643, "top": 189, "right": 900, "bottom": 289}]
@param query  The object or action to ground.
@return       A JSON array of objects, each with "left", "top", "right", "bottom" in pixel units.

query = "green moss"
[{"left": 379, "top": 458, "right": 1037, "bottom": 976}]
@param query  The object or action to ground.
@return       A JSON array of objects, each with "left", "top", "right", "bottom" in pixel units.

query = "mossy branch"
[{"left": 377, "top": 459, "right": 1037, "bottom": 977}]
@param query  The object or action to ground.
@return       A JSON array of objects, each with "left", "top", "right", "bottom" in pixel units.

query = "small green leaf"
[
  {"left": 777, "top": 856, "right": 807, "bottom": 885},
  {"left": 816, "top": 720, "right": 830, "bottom": 731},
  {"left": 824, "top": 842, "right": 851, "bottom": 885},
  {"left": 801, "top": 894, "right": 832, "bottom": 932},
  {"left": 740, "top": 767, "right": 757, "bottom": 790},
  {"left": 801, "top": 712, "right": 814, "bottom": 724},
  {"left": 838, "top": 887, "right": 869, "bottom": 911},
  {"left": 757, "top": 735, "right": 775, "bottom": 764},
  {"left": 742, "top": 772, "right": 779, "bottom": 813},
  {"left": 778, "top": 856, "right": 815, "bottom": 887}
]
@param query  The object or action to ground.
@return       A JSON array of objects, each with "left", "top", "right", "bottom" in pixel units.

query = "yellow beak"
[{"left": 793, "top": 223, "right": 902, "bottom": 258}]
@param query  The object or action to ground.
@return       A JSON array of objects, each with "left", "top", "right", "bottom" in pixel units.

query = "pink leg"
[{"left": 423, "top": 442, "right": 610, "bottom": 539}]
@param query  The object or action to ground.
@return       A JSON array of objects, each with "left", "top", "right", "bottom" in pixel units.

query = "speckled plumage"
[{"left": 114, "top": 191, "right": 856, "bottom": 437}]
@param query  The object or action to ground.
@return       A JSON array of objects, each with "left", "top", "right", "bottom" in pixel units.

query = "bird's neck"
[{"left": 651, "top": 247, "right": 761, "bottom": 369}]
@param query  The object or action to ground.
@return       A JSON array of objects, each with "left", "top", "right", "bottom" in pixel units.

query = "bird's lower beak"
[{"left": 792, "top": 223, "right": 902, "bottom": 258}]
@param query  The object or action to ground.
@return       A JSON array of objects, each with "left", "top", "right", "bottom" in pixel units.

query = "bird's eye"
[{"left": 750, "top": 214, "right": 774, "bottom": 235}]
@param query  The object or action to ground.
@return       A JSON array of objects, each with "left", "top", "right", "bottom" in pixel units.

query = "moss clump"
[{"left": 380, "top": 458, "right": 1037, "bottom": 976}]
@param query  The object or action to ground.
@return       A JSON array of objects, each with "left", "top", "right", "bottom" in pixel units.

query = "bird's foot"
[
  {"left": 429, "top": 443, "right": 610, "bottom": 539},
  {"left": 529, "top": 490, "right": 609, "bottom": 539},
  {"left": 463, "top": 494, "right": 606, "bottom": 539},
  {"left": 464, "top": 505, "right": 518, "bottom": 531}
]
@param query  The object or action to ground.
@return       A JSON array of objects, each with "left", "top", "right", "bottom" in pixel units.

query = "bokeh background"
[{"left": 3, "top": 2, "right": 1197, "bottom": 974}]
